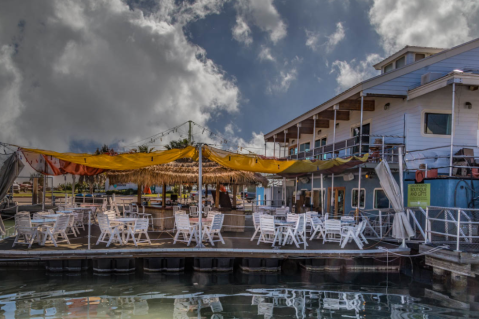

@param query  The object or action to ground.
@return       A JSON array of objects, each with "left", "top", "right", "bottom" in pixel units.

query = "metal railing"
[
  {"left": 424, "top": 206, "right": 479, "bottom": 252},
  {"left": 286, "top": 134, "right": 404, "bottom": 162}
]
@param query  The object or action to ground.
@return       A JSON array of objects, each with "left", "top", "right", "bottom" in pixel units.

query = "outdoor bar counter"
[
  {"left": 142, "top": 205, "right": 174, "bottom": 231},
  {"left": 215, "top": 207, "right": 245, "bottom": 233}
]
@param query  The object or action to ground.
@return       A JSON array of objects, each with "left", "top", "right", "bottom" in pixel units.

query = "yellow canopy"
[
  {"left": 21, "top": 146, "right": 197, "bottom": 170},
  {"left": 20, "top": 145, "right": 368, "bottom": 174},
  {"left": 203, "top": 146, "right": 368, "bottom": 174}
]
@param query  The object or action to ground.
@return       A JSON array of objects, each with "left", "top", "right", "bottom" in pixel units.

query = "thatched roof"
[{"left": 106, "top": 161, "right": 269, "bottom": 186}]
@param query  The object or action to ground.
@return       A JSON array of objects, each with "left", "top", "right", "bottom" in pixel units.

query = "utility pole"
[{"left": 188, "top": 120, "right": 192, "bottom": 144}]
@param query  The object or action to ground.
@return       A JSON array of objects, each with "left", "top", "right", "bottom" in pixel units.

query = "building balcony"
[{"left": 284, "top": 135, "right": 405, "bottom": 164}]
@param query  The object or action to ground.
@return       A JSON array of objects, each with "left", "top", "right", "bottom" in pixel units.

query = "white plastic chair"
[
  {"left": 250, "top": 212, "right": 263, "bottom": 241},
  {"left": 323, "top": 219, "right": 342, "bottom": 244},
  {"left": 96, "top": 214, "right": 122, "bottom": 246},
  {"left": 13, "top": 217, "right": 38, "bottom": 248},
  {"left": 202, "top": 214, "right": 225, "bottom": 246},
  {"left": 274, "top": 208, "right": 287, "bottom": 220},
  {"left": 340, "top": 221, "right": 364, "bottom": 249},
  {"left": 125, "top": 219, "right": 151, "bottom": 247},
  {"left": 257, "top": 215, "right": 280, "bottom": 246},
  {"left": 189, "top": 206, "right": 199, "bottom": 217},
  {"left": 39, "top": 215, "right": 71, "bottom": 247},
  {"left": 282, "top": 214, "right": 308, "bottom": 248},
  {"left": 173, "top": 214, "right": 197, "bottom": 246},
  {"left": 309, "top": 216, "right": 325, "bottom": 240},
  {"left": 286, "top": 213, "right": 299, "bottom": 223}
]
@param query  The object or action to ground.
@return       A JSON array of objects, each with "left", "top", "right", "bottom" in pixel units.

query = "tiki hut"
[{"left": 106, "top": 161, "right": 268, "bottom": 186}]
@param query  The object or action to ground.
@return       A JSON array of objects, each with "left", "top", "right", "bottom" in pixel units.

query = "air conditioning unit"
[
  {"left": 421, "top": 72, "right": 444, "bottom": 85},
  {"left": 343, "top": 173, "right": 354, "bottom": 181}
]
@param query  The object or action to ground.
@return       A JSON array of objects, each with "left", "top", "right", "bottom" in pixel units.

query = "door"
[
  {"left": 312, "top": 189, "right": 324, "bottom": 212},
  {"left": 327, "top": 187, "right": 346, "bottom": 217},
  {"left": 352, "top": 123, "right": 370, "bottom": 155}
]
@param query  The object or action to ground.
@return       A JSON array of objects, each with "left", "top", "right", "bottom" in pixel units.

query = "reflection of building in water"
[
  {"left": 248, "top": 288, "right": 416, "bottom": 319},
  {"left": 2, "top": 287, "right": 421, "bottom": 318},
  {"left": 174, "top": 296, "right": 223, "bottom": 319}
]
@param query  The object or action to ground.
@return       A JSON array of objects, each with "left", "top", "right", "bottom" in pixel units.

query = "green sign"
[{"left": 407, "top": 184, "right": 430, "bottom": 208}]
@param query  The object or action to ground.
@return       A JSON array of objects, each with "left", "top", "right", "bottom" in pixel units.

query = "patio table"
[{"left": 111, "top": 218, "right": 138, "bottom": 245}]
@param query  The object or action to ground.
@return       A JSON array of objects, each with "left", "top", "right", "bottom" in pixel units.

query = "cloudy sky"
[{"left": 1, "top": 0, "right": 479, "bottom": 154}]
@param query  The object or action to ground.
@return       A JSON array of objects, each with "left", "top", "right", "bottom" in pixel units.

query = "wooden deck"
[{"left": 0, "top": 221, "right": 409, "bottom": 260}]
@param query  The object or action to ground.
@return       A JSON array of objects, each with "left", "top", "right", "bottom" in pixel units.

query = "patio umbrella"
[{"left": 375, "top": 161, "right": 414, "bottom": 245}]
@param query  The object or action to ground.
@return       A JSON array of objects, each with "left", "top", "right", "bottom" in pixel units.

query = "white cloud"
[
  {"left": 0, "top": 0, "right": 239, "bottom": 151},
  {"left": 224, "top": 123, "right": 234, "bottom": 135},
  {"left": 325, "top": 22, "right": 345, "bottom": 52},
  {"left": 369, "top": 0, "right": 479, "bottom": 54},
  {"left": 266, "top": 56, "right": 302, "bottom": 94},
  {"left": 258, "top": 45, "right": 275, "bottom": 62},
  {"left": 330, "top": 54, "right": 382, "bottom": 93},
  {"left": 232, "top": 16, "right": 252, "bottom": 46},
  {"left": 233, "top": 0, "right": 287, "bottom": 45},
  {"left": 305, "top": 22, "right": 345, "bottom": 53},
  {"left": 305, "top": 30, "right": 320, "bottom": 52}
]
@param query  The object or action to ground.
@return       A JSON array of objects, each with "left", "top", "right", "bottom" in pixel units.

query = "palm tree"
[
  {"left": 165, "top": 138, "right": 191, "bottom": 150},
  {"left": 137, "top": 145, "right": 155, "bottom": 153}
]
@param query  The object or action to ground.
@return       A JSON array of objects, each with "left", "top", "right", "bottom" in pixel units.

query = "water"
[{"left": 0, "top": 268, "right": 477, "bottom": 318}]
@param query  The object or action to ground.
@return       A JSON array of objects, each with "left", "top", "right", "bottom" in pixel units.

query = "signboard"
[{"left": 407, "top": 184, "right": 430, "bottom": 208}]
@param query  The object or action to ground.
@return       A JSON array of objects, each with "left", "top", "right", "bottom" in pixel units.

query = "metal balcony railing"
[{"left": 285, "top": 135, "right": 405, "bottom": 163}]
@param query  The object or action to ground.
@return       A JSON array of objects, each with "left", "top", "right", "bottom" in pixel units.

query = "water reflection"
[{"left": 0, "top": 270, "right": 475, "bottom": 318}]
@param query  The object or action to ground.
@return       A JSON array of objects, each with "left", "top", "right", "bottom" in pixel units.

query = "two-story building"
[{"left": 264, "top": 38, "right": 479, "bottom": 215}]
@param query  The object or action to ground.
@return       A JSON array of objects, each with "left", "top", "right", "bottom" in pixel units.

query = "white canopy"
[{"left": 375, "top": 161, "right": 414, "bottom": 240}]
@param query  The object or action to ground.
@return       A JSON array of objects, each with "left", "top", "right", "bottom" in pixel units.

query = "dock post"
[
  {"left": 88, "top": 211, "right": 91, "bottom": 250},
  {"left": 425, "top": 207, "right": 429, "bottom": 243}
]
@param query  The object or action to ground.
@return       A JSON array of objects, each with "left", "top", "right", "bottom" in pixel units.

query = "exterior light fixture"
[
  {"left": 465, "top": 102, "right": 472, "bottom": 109},
  {"left": 384, "top": 103, "right": 390, "bottom": 110}
]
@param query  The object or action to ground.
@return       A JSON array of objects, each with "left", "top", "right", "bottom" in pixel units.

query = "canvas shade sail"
[
  {"left": 0, "top": 152, "right": 24, "bottom": 202},
  {"left": 20, "top": 146, "right": 197, "bottom": 173},
  {"left": 20, "top": 145, "right": 368, "bottom": 175},
  {"left": 375, "top": 161, "right": 414, "bottom": 239},
  {"left": 203, "top": 146, "right": 369, "bottom": 174}
]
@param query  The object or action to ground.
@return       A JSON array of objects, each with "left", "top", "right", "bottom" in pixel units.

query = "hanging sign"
[{"left": 407, "top": 184, "right": 430, "bottom": 208}]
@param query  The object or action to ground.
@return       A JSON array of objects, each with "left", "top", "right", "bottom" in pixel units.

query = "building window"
[
  {"left": 373, "top": 188, "right": 390, "bottom": 209},
  {"left": 415, "top": 53, "right": 426, "bottom": 61},
  {"left": 384, "top": 63, "right": 393, "bottom": 73},
  {"left": 299, "top": 142, "right": 310, "bottom": 152},
  {"left": 290, "top": 147, "right": 297, "bottom": 155},
  {"left": 314, "top": 137, "right": 327, "bottom": 148},
  {"left": 351, "top": 188, "right": 366, "bottom": 209},
  {"left": 396, "top": 56, "right": 406, "bottom": 68},
  {"left": 424, "top": 113, "right": 451, "bottom": 135}
]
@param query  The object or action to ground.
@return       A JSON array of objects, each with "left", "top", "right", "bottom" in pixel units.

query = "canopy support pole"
[
  {"left": 282, "top": 177, "right": 286, "bottom": 206},
  {"left": 296, "top": 124, "right": 301, "bottom": 158},
  {"left": 449, "top": 82, "right": 456, "bottom": 176},
  {"left": 331, "top": 105, "right": 338, "bottom": 215},
  {"left": 137, "top": 185, "right": 142, "bottom": 205},
  {"left": 273, "top": 135, "right": 276, "bottom": 158},
  {"left": 320, "top": 173, "right": 324, "bottom": 214},
  {"left": 215, "top": 182, "right": 220, "bottom": 208},
  {"left": 232, "top": 184, "right": 237, "bottom": 208},
  {"left": 284, "top": 130, "right": 288, "bottom": 158},
  {"left": 162, "top": 183, "right": 166, "bottom": 208},
  {"left": 398, "top": 145, "right": 407, "bottom": 248},
  {"left": 42, "top": 174, "right": 46, "bottom": 211},
  {"left": 197, "top": 144, "right": 205, "bottom": 248},
  {"left": 356, "top": 93, "right": 364, "bottom": 220},
  {"left": 72, "top": 175, "right": 76, "bottom": 206},
  {"left": 295, "top": 177, "right": 298, "bottom": 213}
]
